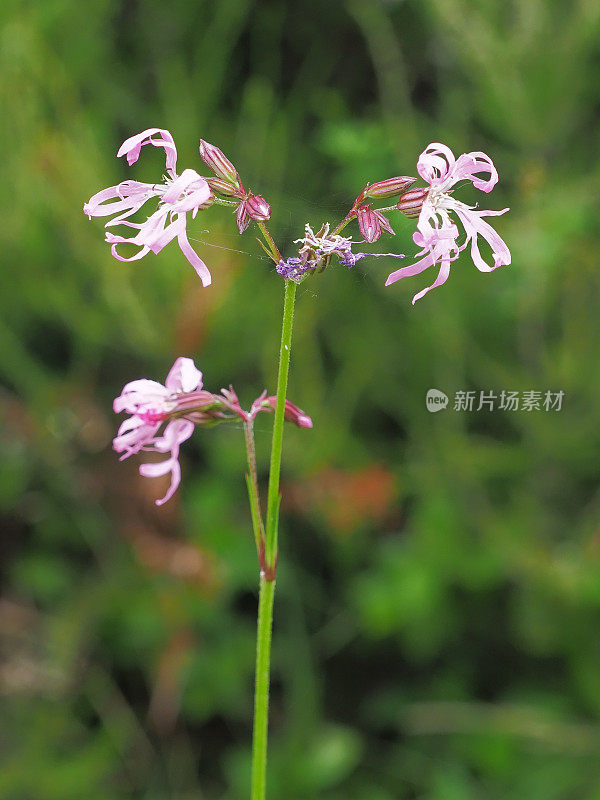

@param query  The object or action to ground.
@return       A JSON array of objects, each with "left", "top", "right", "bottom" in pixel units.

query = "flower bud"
[
  {"left": 245, "top": 194, "right": 271, "bottom": 221},
  {"left": 236, "top": 200, "right": 250, "bottom": 234},
  {"left": 356, "top": 205, "right": 394, "bottom": 243},
  {"left": 361, "top": 176, "right": 416, "bottom": 201},
  {"left": 206, "top": 177, "right": 245, "bottom": 198},
  {"left": 264, "top": 397, "right": 313, "bottom": 429},
  {"left": 396, "top": 187, "right": 429, "bottom": 218},
  {"left": 199, "top": 140, "right": 240, "bottom": 186}
]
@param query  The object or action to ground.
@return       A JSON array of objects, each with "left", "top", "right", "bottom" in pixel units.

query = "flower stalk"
[
  {"left": 250, "top": 277, "right": 297, "bottom": 800},
  {"left": 251, "top": 575, "right": 276, "bottom": 800},
  {"left": 265, "top": 279, "right": 297, "bottom": 568}
]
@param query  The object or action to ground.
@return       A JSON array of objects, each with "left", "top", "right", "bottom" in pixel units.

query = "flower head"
[
  {"left": 113, "top": 357, "right": 217, "bottom": 505},
  {"left": 386, "top": 142, "right": 510, "bottom": 303},
  {"left": 114, "top": 357, "right": 313, "bottom": 504},
  {"left": 84, "top": 129, "right": 214, "bottom": 285}
]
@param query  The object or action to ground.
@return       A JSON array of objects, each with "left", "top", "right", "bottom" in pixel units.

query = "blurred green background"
[{"left": 2, "top": 0, "right": 600, "bottom": 798}]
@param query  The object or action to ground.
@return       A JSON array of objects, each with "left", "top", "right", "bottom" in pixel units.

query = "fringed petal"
[
  {"left": 165, "top": 358, "right": 203, "bottom": 393},
  {"left": 117, "top": 128, "right": 178, "bottom": 173},
  {"left": 451, "top": 151, "right": 499, "bottom": 193},
  {"left": 454, "top": 207, "right": 510, "bottom": 272},
  {"left": 417, "top": 142, "right": 456, "bottom": 186},
  {"left": 177, "top": 229, "right": 212, "bottom": 286},
  {"left": 411, "top": 258, "right": 452, "bottom": 304}
]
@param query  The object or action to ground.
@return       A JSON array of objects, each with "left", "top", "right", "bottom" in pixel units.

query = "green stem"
[
  {"left": 249, "top": 278, "right": 297, "bottom": 800},
  {"left": 265, "top": 279, "right": 297, "bottom": 566},
  {"left": 331, "top": 210, "right": 356, "bottom": 236},
  {"left": 257, "top": 221, "right": 283, "bottom": 263},
  {"left": 251, "top": 575, "right": 276, "bottom": 800}
]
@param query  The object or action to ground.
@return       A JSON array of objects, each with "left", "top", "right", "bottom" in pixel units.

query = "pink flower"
[
  {"left": 386, "top": 142, "right": 510, "bottom": 304},
  {"left": 84, "top": 129, "right": 214, "bottom": 286},
  {"left": 113, "top": 357, "right": 207, "bottom": 505},
  {"left": 113, "top": 357, "right": 313, "bottom": 505}
]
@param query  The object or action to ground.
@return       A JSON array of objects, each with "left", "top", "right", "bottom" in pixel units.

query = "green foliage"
[{"left": 2, "top": 0, "right": 600, "bottom": 798}]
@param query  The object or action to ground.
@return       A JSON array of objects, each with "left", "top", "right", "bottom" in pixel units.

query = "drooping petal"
[
  {"left": 137, "top": 419, "right": 195, "bottom": 505},
  {"left": 139, "top": 455, "right": 181, "bottom": 506},
  {"left": 83, "top": 181, "right": 158, "bottom": 218},
  {"left": 151, "top": 419, "right": 195, "bottom": 453},
  {"left": 385, "top": 214, "right": 460, "bottom": 302},
  {"left": 117, "top": 128, "right": 178, "bottom": 173},
  {"left": 454, "top": 207, "right": 511, "bottom": 272},
  {"left": 417, "top": 142, "right": 456, "bottom": 186},
  {"left": 177, "top": 228, "right": 212, "bottom": 286},
  {"left": 147, "top": 214, "right": 185, "bottom": 254},
  {"left": 113, "top": 418, "right": 160, "bottom": 459},
  {"left": 410, "top": 257, "right": 452, "bottom": 304},
  {"left": 106, "top": 234, "right": 151, "bottom": 263},
  {"left": 385, "top": 247, "right": 438, "bottom": 285},
  {"left": 105, "top": 206, "right": 171, "bottom": 261},
  {"left": 165, "top": 357, "right": 203, "bottom": 393}
]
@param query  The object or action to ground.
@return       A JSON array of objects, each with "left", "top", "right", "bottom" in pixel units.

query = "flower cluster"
[
  {"left": 84, "top": 130, "right": 510, "bottom": 502},
  {"left": 276, "top": 223, "right": 405, "bottom": 282},
  {"left": 84, "top": 130, "right": 510, "bottom": 304},
  {"left": 114, "top": 357, "right": 311, "bottom": 505}
]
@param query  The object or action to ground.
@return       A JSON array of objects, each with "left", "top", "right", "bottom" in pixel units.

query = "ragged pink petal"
[
  {"left": 165, "top": 357, "right": 203, "bottom": 393},
  {"left": 451, "top": 151, "right": 498, "bottom": 193},
  {"left": 113, "top": 417, "right": 161, "bottom": 459},
  {"left": 112, "top": 358, "right": 212, "bottom": 505},
  {"left": 454, "top": 207, "right": 511, "bottom": 272},
  {"left": 177, "top": 230, "right": 212, "bottom": 286},
  {"left": 417, "top": 142, "right": 456, "bottom": 186},
  {"left": 139, "top": 455, "right": 181, "bottom": 506},
  {"left": 113, "top": 379, "right": 170, "bottom": 414},
  {"left": 117, "top": 128, "right": 178, "bottom": 173},
  {"left": 385, "top": 221, "right": 461, "bottom": 303},
  {"left": 138, "top": 419, "right": 194, "bottom": 505}
]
